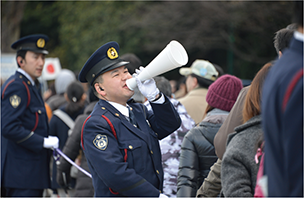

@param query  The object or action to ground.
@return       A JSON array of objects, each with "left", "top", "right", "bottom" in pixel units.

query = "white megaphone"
[{"left": 126, "top": 40, "right": 188, "bottom": 90}]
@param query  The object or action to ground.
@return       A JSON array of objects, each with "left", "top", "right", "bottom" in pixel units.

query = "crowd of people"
[{"left": 1, "top": 2, "right": 303, "bottom": 197}]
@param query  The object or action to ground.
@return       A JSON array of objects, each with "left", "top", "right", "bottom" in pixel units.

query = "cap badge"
[
  {"left": 200, "top": 68, "right": 207, "bottom": 76},
  {"left": 93, "top": 134, "right": 108, "bottom": 150},
  {"left": 36, "top": 38, "right": 45, "bottom": 48},
  {"left": 10, "top": 95, "right": 21, "bottom": 108},
  {"left": 107, "top": 47, "right": 118, "bottom": 59}
]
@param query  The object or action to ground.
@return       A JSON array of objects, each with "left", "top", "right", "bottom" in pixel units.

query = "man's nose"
[
  {"left": 38, "top": 57, "right": 45, "bottom": 66},
  {"left": 123, "top": 72, "right": 132, "bottom": 80}
]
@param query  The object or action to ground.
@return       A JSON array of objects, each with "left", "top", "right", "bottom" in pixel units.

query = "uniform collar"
[
  {"left": 108, "top": 101, "right": 129, "bottom": 118},
  {"left": 17, "top": 68, "right": 35, "bottom": 86}
]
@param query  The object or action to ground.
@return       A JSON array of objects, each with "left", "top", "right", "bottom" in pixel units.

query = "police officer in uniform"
[
  {"left": 1, "top": 34, "right": 59, "bottom": 197},
  {"left": 78, "top": 41, "right": 181, "bottom": 197}
]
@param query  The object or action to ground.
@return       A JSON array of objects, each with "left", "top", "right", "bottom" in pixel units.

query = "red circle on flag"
[{"left": 46, "top": 64, "right": 55, "bottom": 74}]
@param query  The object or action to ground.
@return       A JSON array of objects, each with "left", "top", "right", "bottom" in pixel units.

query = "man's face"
[
  {"left": 21, "top": 51, "right": 45, "bottom": 80},
  {"left": 99, "top": 66, "right": 134, "bottom": 105}
]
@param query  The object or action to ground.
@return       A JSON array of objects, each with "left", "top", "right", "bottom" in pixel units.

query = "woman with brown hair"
[{"left": 221, "top": 62, "right": 273, "bottom": 197}]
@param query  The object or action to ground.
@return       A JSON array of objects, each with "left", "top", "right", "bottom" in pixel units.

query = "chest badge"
[
  {"left": 93, "top": 134, "right": 108, "bottom": 150},
  {"left": 10, "top": 95, "right": 21, "bottom": 108}
]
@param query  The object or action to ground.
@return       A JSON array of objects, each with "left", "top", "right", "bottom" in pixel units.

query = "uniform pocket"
[
  {"left": 119, "top": 140, "right": 146, "bottom": 173},
  {"left": 28, "top": 106, "right": 46, "bottom": 132}
]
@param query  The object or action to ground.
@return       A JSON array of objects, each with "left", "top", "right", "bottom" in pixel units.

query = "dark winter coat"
[
  {"left": 56, "top": 101, "right": 97, "bottom": 197},
  {"left": 177, "top": 110, "right": 227, "bottom": 197}
]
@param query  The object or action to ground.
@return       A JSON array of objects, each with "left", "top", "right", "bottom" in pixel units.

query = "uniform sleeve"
[
  {"left": 281, "top": 77, "right": 303, "bottom": 196},
  {"left": 1, "top": 80, "right": 44, "bottom": 152},
  {"left": 149, "top": 96, "right": 181, "bottom": 139},
  {"left": 177, "top": 130, "right": 200, "bottom": 197},
  {"left": 83, "top": 115, "right": 160, "bottom": 197}
]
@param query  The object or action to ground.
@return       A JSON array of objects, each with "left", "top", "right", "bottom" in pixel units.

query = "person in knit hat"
[{"left": 177, "top": 74, "right": 243, "bottom": 197}]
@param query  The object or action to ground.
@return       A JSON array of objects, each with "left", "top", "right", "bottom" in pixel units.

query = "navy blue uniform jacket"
[
  {"left": 262, "top": 37, "right": 303, "bottom": 196},
  {"left": 1, "top": 71, "right": 50, "bottom": 189},
  {"left": 82, "top": 96, "right": 181, "bottom": 197}
]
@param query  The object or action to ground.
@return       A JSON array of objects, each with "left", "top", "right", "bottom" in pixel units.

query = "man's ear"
[
  {"left": 17, "top": 56, "right": 24, "bottom": 67},
  {"left": 94, "top": 83, "right": 106, "bottom": 96},
  {"left": 193, "top": 76, "right": 198, "bottom": 86}
]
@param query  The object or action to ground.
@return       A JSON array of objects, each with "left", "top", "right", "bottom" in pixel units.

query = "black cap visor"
[
  {"left": 86, "top": 59, "right": 129, "bottom": 85},
  {"left": 16, "top": 43, "right": 49, "bottom": 55}
]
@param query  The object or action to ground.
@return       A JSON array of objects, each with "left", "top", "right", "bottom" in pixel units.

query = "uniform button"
[
  {"left": 156, "top": 170, "right": 159, "bottom": 174},
  {"left": 19, "top": 75, "right": 22, "bottom": 78},
  {"left": 150, "top": 150, "right": 153, "bottom": 154},
  {"left": 133, "top": 124, "right": 137, "bottom": 127},
  {"left": 155, "top": 133, "right": 158, "bottom": 136},
  {"left": 27, "top": 81, "right": 31, "bottom": 85},
  {"left": 38, "top": 110, "right": 41, "bottom": 114},
  {"left": 115, "top": 113, "right": 119, "bottom": 117},
  {"left": 129, "top": 145, "right": 133, "bottom": 149},
  {"left": 101, "top": 107, "right": 105, "bottom": 110},
  {"left": 159, "top": 190, "right": 162, "bottom": 193}
]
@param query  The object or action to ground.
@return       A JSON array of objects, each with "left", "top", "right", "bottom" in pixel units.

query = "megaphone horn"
[{"left": 126, "top": 40, "right": 188, "bottom": 90}]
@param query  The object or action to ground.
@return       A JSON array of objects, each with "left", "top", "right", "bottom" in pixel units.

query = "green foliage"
[
  {"left": 20, "top": 1, "right": 60, "bottom": 53},
  {"left": 19, "top": 1, "right": 294, "bottom": 80},
  {"left": 53, "top": 1, "right": 147, "bottom": 72}
]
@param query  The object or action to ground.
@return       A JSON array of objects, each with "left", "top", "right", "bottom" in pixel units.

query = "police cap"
[
  {"left": 78, "top": 41, "right": 129, "bottom": 85},
  {"left": 11, "top": 34, "right": 49, "bottom": 55}
]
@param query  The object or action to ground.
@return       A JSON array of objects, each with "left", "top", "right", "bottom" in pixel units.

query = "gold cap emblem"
[
  {"left": 37, "top": 38, "right": 45, "bottom": 48},
  {"left": 107, "top": 47, "right": 118, "bottom": 59}
]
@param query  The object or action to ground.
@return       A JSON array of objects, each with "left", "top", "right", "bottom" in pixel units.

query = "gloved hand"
[
  {"left": 43, "top": 136, "right": 59, "bottom": 150},
  {"left": 133, "top": 66, "right": 160, "bottom": 101},
  {"left": 57, "top": 169, "right": 72, "bottom": 190}
]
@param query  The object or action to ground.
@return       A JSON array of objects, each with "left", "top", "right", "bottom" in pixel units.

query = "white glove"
[
  {"left": 159, "top": 193, "right": 169, "bottom": 198},
  {"left": 43, "top": 136, "right": 59, "bottom": 150},
  {"left": 133, "top": 66, "right": 160, "bottom": 101}
]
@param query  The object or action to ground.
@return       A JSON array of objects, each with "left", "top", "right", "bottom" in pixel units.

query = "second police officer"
[{"left": 1, "top": 34, "right": 59, "bottom": 197}]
